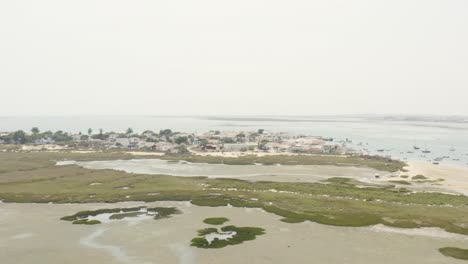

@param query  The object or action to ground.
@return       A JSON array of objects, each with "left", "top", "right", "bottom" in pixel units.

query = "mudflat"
[{"left": 1, "top": 202, "right": 467, "bottom": 264}]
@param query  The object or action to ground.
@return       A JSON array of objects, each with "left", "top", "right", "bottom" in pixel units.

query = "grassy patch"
[
  {"left": 412, "top": 175, "right": 427, "bottom": 180},
  {"left": 62, "top": 206, "right": 180, "bottom": 222},
  {"left": 61, "top": 206, "right": 145, "bottom": 221},
  {"left": 190, "top": 237, "right": 210, "bottom": 247},
  {"left": 323, "top": 177, "right": 352, "bottom": 184},
  {"left": 159, "top": 154, "right": 405, "bottom": 172},
  {"left": 1, "top": 152, "right": 468, "bottom": 236},
  {"left": 388, "top": 180, "right": 411, "bottom": 185},
  {"left": 72, "top": 219, "right": 101, "bottom": 225},
  {"left": 197, "top": 228, "right": 219, "bottom": 236},
  {"left": 147, "top": 207, "right": 181, "bottom": 219},
  {"left": 203, "top": 217, "right": 230, "bottom": 225},
  {"left": 109, "top": 212, "right": 144, "bottom": 219},
  {"left": 439, "top": 247, "right": 468, "bottom": 260},
  {"left": 191, "top": 225, "right": 265, "bottom": 248}
]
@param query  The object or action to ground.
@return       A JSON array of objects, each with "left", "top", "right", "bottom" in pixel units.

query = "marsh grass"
[
  {"left": 203, "top": 217, "right": 230, "bottom": 225},
  {"left": 191, "top": 225, "right": 265, "bottom": 248},
  {"left": 62, "top": 206, "right": 180, "bottom": 222},
  {"left": 1, "top": 152, "right": 468, "bottom": 235},
  {"left": 109, "top": 212, "right": 143, "bottom": 219},
  {"left": 159, "top": 154, "right": 405, "bottom": 172},
  {"left": 323, "top": 177, "right": 353, "bottom": 184},
  {"left": 147, "top": 207, "right": 181, "bottom": 219},
  {"left": 72, "top": 219, "right": 101, "bottom": 225},
  {"left": 439, "top": 247, "right": 468, "bottom": 260},
  {"left": 197, "top": 228, "right": 218, "bottom": 236},
  {"left": 412, "top": 175, "right": 427, "bottom": 180},
  {"left": 388, "top": 180, "right": 411, "bottom": 185},
  {"left": 61, "top": 206, "right": 145, "bottom": 221}
]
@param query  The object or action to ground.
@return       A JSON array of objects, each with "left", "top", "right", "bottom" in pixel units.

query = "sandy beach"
[
  {"left": 1, "top": 201, "right": 467, "bottom": 264},
  {"left": 405, "top": 160, "right": 468, "bottom": 195}
]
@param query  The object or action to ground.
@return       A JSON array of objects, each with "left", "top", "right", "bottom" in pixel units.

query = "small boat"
[
  {"left": 413, "top": 146, "right": 420, "bottom": 150},
  {"left": 449, "top": 147, "right": 456, "bottom": 152},
  {"left": 377, "top": 149, "right": 385, "bottom": 152},
  {"left": 422, "top": 149, "right": 431, "bottom": 154},
  {"left": 407, "top": 151, "right": 414, "bottom": 154},
  {"left": 432, "top": 162, "right": 439, "bottom": 165}
]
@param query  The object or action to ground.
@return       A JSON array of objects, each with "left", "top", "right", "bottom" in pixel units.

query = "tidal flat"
[
  {"left": 1, "top": 202, "right": 468, "bottom": 264},
  {"left": 1, "top": 151, "right": 468, "bottom": 263},
  {"left": 1, "top": 152, "right": 468, "bottom": 235}
]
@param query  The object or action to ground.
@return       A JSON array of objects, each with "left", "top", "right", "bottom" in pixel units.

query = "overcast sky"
[{"left": 0, "top": 0, "right": 467, "bottom": 116}]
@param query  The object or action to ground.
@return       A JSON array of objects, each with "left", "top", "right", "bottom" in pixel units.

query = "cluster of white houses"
[{"left": 0, "top": 130, "right": 345, "bottom": 155}]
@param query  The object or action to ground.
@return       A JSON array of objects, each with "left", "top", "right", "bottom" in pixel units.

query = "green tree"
[
  {"left": 222, "top": 137, "right": 234, "bottom": 144},
  {"left": 126, "top": 128, "right": 133, "bottom": 134},
  {"left": 236, "top": 133, "right": 246, "bottom": 142},
  {"left": 31, "top": 127, "right": 40, "bottom": 134},
  {"left": 13, "top": 130, "right": 27, "bottom": 144},
  {"left": 258, "top": 139, "right": 269, "bottom": 151},
  {"left": 175, "top": 136, "right": 188, "bottom": 145},
  {"left": 159, "top": 129, "right": 172, "bottom": 136},
  {"left": 198, "top": 139, "right": 209, "bottom": 147},
  {"left": 88, "top": 128, "right": 93, "bottom": 135},
  {"left": 53, "top": 131, "right": 72, "bottom": 142},
  {"left": 175, "top": 144, "right": 189, "bottom": 154}
]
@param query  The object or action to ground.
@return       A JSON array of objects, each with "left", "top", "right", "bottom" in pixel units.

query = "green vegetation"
[
  {"left": 147, "top": 207, "right": 181, "bottom": 219},
  {"left": 175, "top": 136, "right": 188, "bottom": 144},
  {"left": 110, "top": 212, "right": 144, "bottom": 219},
  {"left": 412, "top": 175, "right": 427, "bottom": 180},
  {"left": 190, "top": 237, "right": 210, "bottom": 247},
  {"left": 191, "top": 225, "right": 265, "bottom": 248},
  {"left": 439, "top": 247, "right": 468, "bottom": 260},
  {"left": 61, "top": 205, "right": 180, "bottom": 223},
  {"left": 61, "top": 206, "right": 145, "bottom": 221},
  {"left": 197, "top": 228, "right": 219, "bottom": 236},
  {"left": 203, "top": 217, "right": 230, "bottom": 225},
  {"left": 158, "top": 154, "right": 405, "bottom": 172},
  {"left": 388, "top": 180, "right": 411, "bottom": 185},
  {"left": 323, "top": 177, "right": 353, "bottom": 185},
  {"left": 0, "top": 130, "right": 75, "bottom": 144},
  {"left": 1, "top": 152, "right": 468, "bottom": 236},
  {"left": 72, "top": 219, "right": 101, "bottom": 225}
]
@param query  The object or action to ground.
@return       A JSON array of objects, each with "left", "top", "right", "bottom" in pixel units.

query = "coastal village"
[{"left": 0, "top": 128, "right": 345, "bottom": 155}]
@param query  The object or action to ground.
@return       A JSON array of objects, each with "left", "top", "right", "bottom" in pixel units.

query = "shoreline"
[{"left": 405, "top": 160, "right": 468, "bottom": 195}]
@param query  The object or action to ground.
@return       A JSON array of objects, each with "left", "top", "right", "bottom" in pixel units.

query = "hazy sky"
[{"left": 1, "top": 1, "right": 467, "bottom": 116}]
